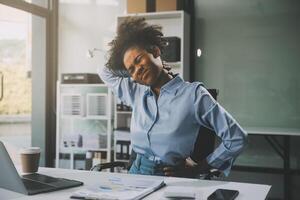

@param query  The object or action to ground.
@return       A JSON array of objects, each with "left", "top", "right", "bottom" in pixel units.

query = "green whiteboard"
[{"left": 194, "top": 6, "right": 300, "bottom": 129}]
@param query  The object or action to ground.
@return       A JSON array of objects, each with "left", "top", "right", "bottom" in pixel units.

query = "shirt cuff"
[{"left": 206, "top": 143, "right": 236, "bottom": 176}]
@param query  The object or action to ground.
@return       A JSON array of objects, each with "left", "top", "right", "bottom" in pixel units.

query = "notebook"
[{"left": 0, "top": 141, "right": 83, "bottom": 195}]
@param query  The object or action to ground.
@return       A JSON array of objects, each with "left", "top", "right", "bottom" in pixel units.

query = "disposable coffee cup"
[{"left": 20, "top": 147, "right": 41, "bottom": 174}]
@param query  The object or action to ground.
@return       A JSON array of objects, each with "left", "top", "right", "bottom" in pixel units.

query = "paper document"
[
  {"left": 70, "top": 176, "right": 165, "bottom": 200},
  {"left": 164, "top": 186, "right": 200, "bottom": 199}
]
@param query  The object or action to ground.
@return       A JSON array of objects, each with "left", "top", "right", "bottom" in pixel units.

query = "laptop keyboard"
[
  {"left": 22, "top": 173, "right": 60, "bottom": 184},
  {"left": 22, "top": 178, "right": 55, "bottom": 191},
  {"left": 22, "top": 173, "right": 83, "bottom": 194}
]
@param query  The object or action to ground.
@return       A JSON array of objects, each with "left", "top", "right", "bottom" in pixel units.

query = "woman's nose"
[{"left": 136, "top": 65, "right": 144, "bottom": 76}]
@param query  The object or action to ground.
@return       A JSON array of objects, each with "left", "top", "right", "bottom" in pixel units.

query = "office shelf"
[{"left": 55, "top": 81, "right": 114, "bottom": 170}]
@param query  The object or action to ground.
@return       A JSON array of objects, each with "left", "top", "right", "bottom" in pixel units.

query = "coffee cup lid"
[{"left": 20, "top": 147, "right": 41, "bottom": 154}]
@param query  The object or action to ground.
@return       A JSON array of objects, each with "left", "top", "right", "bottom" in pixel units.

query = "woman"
[{"left": 99, "top": 17, "right": 247, "bottom": 177}]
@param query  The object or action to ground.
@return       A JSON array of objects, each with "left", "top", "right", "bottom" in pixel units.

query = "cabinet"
[
  {"left": 113, "top": 11, "right": 190, "bottom": 163},
  {"left": 55, "top": 82, "right": 113, "bottom": 170},
  {"left": 113, "top": 101, "right": 132, "bottom": 162}
]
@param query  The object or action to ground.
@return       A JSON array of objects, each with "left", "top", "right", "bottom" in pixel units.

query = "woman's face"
[{"left": 123, "top": 46, "right": 163, "bottom": 86}]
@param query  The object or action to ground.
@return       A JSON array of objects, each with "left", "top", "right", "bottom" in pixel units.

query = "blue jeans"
[{"left": 128, "top": 154, "right": 166, "bottom": 176}]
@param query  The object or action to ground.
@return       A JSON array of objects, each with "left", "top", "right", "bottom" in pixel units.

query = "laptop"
[{"left": 0, "top": 141, "right": 83, "bottom": 195}]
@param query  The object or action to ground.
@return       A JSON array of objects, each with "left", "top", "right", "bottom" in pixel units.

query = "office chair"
[
  {"left": 91, "top": 89, "right": 221, "bottom": 180},
  {"left": 91, "top": 135, "right": 220, "bottom": 180}
]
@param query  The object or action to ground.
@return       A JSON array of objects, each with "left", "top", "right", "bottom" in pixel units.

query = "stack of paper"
[{"left": 70, "top": 176, "right": 165, "bottom": 200}]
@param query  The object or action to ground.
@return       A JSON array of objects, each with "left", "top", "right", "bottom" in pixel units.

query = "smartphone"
[{"left": 207, "top": 189, "right": 239, "bottom": 200}]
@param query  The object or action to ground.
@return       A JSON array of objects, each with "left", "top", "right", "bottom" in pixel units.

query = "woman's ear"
[{"left": 149, "top": 46, "right": 161, "bottom": 58}]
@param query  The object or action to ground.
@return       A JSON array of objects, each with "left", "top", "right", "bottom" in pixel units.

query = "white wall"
[{"left": 58, "top": 0, "right": 126, "bottom": 78}]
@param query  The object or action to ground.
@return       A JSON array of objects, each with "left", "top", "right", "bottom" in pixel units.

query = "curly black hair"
[{"left": 105, "top": 17, "right": 167, "bottom": 76}]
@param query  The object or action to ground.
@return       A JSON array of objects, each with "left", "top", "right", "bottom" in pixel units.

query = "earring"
[{"left": 162, "top": 61, "right": 175, "bottom": 78}]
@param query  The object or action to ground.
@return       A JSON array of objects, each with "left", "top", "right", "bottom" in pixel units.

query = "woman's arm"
[
  {"left": 194, "top": 85, "right": 248, "bottom": 176},
  {"left": 98, "top": 67, "right": 141, "bottom": 106}
]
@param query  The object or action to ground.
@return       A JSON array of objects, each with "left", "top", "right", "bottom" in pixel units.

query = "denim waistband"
[
  {"left": 139, "top": 153, "right": 162, "bottom": 164},
  {"left": 132, "top": 153, "right": 165, "bottom": 175},
  {"left": 135, "top": 153, "right": 164, "bottom": 167}
]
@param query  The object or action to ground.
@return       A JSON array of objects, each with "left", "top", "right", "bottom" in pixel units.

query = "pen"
[
  {"left": 70, "top": 196, "right": 98, "bottom": 200},
  {"left": 70, "top": 195, "right": 118, "bottom": 200}
]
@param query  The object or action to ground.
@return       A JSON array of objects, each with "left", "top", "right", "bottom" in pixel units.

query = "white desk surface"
[
  {"left": 245, "top": 127, "right": 300, "bottom": 136},
  {"left": 0, "top": 167, "right": 270, "bottom": 200}
]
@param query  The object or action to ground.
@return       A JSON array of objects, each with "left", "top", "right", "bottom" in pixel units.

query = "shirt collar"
[
  {"left": 161, "top": 75, "right": 183, "bottom": 94},
  {"left": 144, "top": 75, "right": 184, "bottom": 95}
]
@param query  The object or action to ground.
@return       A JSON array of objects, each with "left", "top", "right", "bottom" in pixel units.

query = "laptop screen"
[{"left": 0, "top": 141, "right": 28, "bottom": 194}]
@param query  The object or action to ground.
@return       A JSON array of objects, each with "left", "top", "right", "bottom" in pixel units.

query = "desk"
[
  {"left": 0, "top": 167, "right": 270, "bottom": 200},
  {"left": 233, "top": 127, "right": 300, "bottom": 200}
]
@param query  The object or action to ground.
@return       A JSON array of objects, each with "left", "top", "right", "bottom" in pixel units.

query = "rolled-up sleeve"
[
  {"left": 98, "top": 67, "right": 140, "bottom": 106},
  {"left": 194, "top": 85, "right": 248, "bottom": 176}
]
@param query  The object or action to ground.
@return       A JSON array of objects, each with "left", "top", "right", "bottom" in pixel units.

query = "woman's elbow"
[
  {"left": 241, "top": 129, "right": 248, "bottom": 148},
  {"left": 229, "top": 129, "right": 248, "bottom": 155},
  {"left": 236, "top": 130, "right": 248, "bottom": 154}
]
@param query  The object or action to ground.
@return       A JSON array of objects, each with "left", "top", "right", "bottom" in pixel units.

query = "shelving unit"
[
  {"left": 55, "top": 82, "right": 114, "bottom": 170},
  {"left": 113, "top": 11, "right": 190, "bottom": 164},
  {"left": 113, "top": 100, "right": 132, "bottom": 162}
]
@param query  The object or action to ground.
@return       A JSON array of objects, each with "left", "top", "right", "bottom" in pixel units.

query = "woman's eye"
[
  {"left": 128, "top": 68, "right": 135, "bottom": 75},
  {"left": 136, "top": 55, "right": 142, "bottom": 63}
]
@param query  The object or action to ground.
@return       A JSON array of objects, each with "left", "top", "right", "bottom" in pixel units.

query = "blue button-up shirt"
[{"left": 99, "top": 67, "right": 247, "bottom": 176}]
